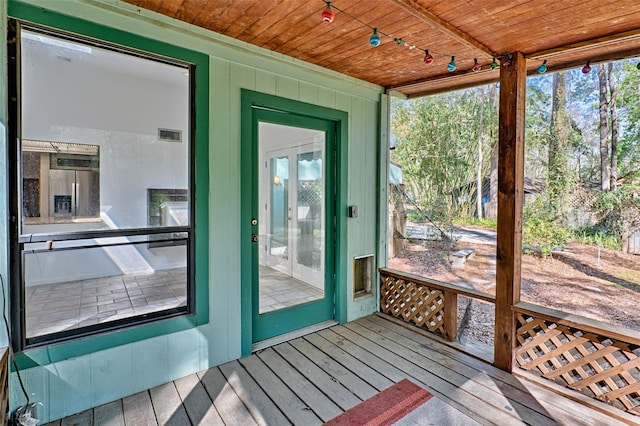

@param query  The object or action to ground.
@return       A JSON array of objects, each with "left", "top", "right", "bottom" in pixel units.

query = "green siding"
[
  {"left": 0, "top": 0, "right": 9, "bottom": 348},
  {"left": 6, "top": 0, "right": 385, "bottom": 422}
]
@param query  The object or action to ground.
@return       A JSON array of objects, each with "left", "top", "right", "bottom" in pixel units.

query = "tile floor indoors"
[
  {"left": 259, "top": 266, "right": 324, "bottom": 313},
  {"left": 26, "top": 268, "right": 187, "bottom": 337},
  {"left": 26, "top": 266, "right": 324, "bottom": 337}
]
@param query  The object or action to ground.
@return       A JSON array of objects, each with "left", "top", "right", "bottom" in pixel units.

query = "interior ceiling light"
[
  {"left": 490, "top": 58, "right": 498, "bottom": 70},
  {"left": 582, "top": 60, "right": 592, "bottom": 74},
  {"left": 472, "top": 58, "right": 482, "bottom": 72}
]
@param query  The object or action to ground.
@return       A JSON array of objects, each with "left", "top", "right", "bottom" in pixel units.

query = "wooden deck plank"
[
  {"left": 352, "top": 318, "right": 580, "bottom": 426},
  {"left": 218, "top": 360, "right": 290, "bottom": 426},
  {"left": 46, "top": 315, "right": 634, "bottom": 426},
  {"left": 122, "top": 392, "right": 157, "bottom": 426},
  {"left": 239, "top": 353, "right": 322, "bottom": 426},
  {"left": 330, "top": 324, "right": 529, "bottom": 426},
  {"left": 93, "top": 400, "right": 125, "bottom": 426},
  {"left": 367, "top": 315, "right": 629, "bottom": 426},
  {"left": 148, "top": 382, "right": 190, "bottom": 426},
  {"left": 173, "top": 374, "right": 224, "bottom": 426},
  {"left": 316, "top": 328, "right": 409, "bottom": 383},
  {"left": 289, "top": 336, "right": 378, "bottom": 400},
  {"left": 61, "top": 409, "right": 92, "bottom": 426},
  {"left": 273, "top": 341, "right": 363, "bottom": 410},
  {"left": 197, "top": 367, "right": 258, "bottom": 426},
  {"left": 256, "top": 347, "right": 343, "bottom": 422},
  {"left": 303, "top": 332, "right": 394, "bottom": 392}
]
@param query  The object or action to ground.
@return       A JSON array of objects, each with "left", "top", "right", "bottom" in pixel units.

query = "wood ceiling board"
[
  {"left": 390, "top": 0, "right": 497, "bottom": 57},
  {"left": 190, "top": 1, "right": 233, "bottom": 29},
  {"left": 236, "top": 1, "right": 310, "bottom": 46},
  {"left": 486, "top": 1, "right": 639, "bottom": 54},
  {"left": 319, "top": 34, "right": 479, "bottom": 87},
  {"left": 393, "top": 68, "right": 501, "bottom": 98},
  {"left": 451, "top": 0, "right": 640, "bottom": 55},
  {"left": 223, "top": 1, "right": 281, "bottom": 39},
  {"left": 120, "top": 0, "right": 640, "bottom": 96},
  {"left": 293, "top": 1, "right": 414, "bottom": 63},
  {"left": 171, "top": 0, "right": 209, "bottom": 24},
  {"left": 156, "top": 0, "right": 186, "bottom": 16},
  {"left": 210, "top": 0, "right": 261, "bottom": 35},
  {"left": 428, "top": 0, "right": 525, "bottom": 30},
  {"left": 257, "top": 4, "right": 322, "bottom": 52}
]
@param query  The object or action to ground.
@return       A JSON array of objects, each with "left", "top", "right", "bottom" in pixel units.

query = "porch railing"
[
  {"left": 379, "top": 268, "right": 640, "bottom": 418},
  {"left": 379, "top": 267, "right": 494, "bottom": 343},
  {"left": 514, "top": 302, "right": 640, "bottom": 416}
]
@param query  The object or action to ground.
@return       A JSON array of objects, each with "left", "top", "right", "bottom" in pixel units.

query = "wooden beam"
[
  {"left": 527, "top": 28, "right": 640, "bottom": 60},
  {"left": 494, "top": 51, "right": 526, "bottom": 372},
  {"left": 390, "top": 0, "right": 498, "bottom": 58}
]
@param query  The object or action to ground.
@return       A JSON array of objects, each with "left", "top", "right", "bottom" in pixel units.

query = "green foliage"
[
  {"left": 522, "top": 195, "right": 570, "bottom": 257},
  {"left": 406, "top": 210, "right": 425, "bottom": 222},
  {"left": 454, "top": 217, "right": 497, "bottom": 229},
  {"left": 570, "top": 226, "right": 620, "bottom": 249},
  {"left": 592, "top": 184, "right": 640, "bottom": 240},
  {"left": 617, "top": 62, "right": 640, "bottom": 175},
  {"left": 391, "top": 86, "right": 497, "bottom": 223}
]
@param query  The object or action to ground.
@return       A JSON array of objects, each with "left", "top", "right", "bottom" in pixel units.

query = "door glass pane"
[
  {"left": 258, "top": 123, "right": 325, "bottom": 314},
  {"left": 296, "top": 150, "right": 323, "bottom": 271},
  {"left": 270, "top": 156, "right": 289, "bottom": 259}
]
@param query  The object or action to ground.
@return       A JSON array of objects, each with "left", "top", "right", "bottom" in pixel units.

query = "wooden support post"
[
  {"left": 494, "top": 52, "right": 526, "bottom": 371},
  {"left": 443, "top": 292, "right": 458, "bottom": 342}
]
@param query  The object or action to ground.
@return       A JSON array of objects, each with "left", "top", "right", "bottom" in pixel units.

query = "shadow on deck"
[{"left": 43, "top": 314, "right": 635, "bottom": 425}]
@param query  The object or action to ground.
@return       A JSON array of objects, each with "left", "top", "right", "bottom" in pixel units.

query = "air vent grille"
[{"left": 158, "top": 128, "right": 182, "bottom": 143}]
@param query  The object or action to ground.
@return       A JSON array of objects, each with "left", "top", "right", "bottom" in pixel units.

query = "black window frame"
[{"left": 8, "top": 19, "right": 199, "bottom": 351}]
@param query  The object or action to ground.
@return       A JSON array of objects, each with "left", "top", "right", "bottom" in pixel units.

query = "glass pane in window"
[
  {"left": 20, "top": 29, "right": 190, "bottom": 233},
  {"left": 24, "top": 237, "right": 187, "bottom": 338}
]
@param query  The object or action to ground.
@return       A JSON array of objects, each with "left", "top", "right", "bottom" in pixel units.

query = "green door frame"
[{"left": 240, "top": 90, "right": 348, "bottom": 356}]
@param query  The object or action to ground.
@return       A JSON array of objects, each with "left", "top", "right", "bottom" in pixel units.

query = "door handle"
[{"left": 251, "top": 234, "right": 259, "bottom": 243}]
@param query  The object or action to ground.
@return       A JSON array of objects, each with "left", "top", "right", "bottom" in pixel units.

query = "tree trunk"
[
  {"left": 548, "top": 71, "right": 569, "bottom": 219},
  {"left": 607, "top": 62, "right": 618, "bottom": 191},
  {"left": 476, "top": 88, "right": 485, "bottom": 219},
  {"left": 598, "top": 64, "right": 611, "bottom": 191},
  {"left": 486, "top": 84, "right": 498, "bottom": 220}
]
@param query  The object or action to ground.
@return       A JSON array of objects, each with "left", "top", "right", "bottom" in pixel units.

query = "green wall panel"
[
  {"left": 6, "top": 0, "right": 384, "bottom": 422},
  {"left": 0, "top": 0, "right": 9, "bottom": 348}
]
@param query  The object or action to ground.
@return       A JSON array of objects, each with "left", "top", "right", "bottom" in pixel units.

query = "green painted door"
[{"left": 249, "top": 107, "right": 336, "bottom": 343}]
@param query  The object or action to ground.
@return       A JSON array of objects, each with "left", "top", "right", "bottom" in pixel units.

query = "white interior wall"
[{"left": 21, "top": 32, "right": 189, "bottom": 285}]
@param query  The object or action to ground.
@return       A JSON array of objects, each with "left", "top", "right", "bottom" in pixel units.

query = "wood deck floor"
[{"left": 43, "top": 315, "right": 634, "bottom": 426}]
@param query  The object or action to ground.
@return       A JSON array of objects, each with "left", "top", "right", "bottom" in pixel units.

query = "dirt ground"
[{"left": 388, "top": 238, "right": 640, "bottom": 345}]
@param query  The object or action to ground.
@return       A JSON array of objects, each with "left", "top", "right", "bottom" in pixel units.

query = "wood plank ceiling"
[{"left": 124, "top": 0, "right": 640, "bottom": 97}]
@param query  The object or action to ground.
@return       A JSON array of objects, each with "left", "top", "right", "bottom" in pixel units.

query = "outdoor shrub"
[
  {"left": 454, "top": 217, "right": 497, "bottom": 230},
  {"left": 406, "top": 210, "right": 425, "bottom": 222},
  {"left": 571, "top": 225, "right": 620, "bottom": 250},
  {"left": 592, "top": 185, "right": 640, "bottom": 252},
  {"left": 522, "top": 195, "right": 570, "bottom": 257}
]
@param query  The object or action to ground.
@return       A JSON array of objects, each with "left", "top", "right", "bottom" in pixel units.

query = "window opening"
[{"left": 12, "top": 23, "right": 195, "bottom": 348}]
